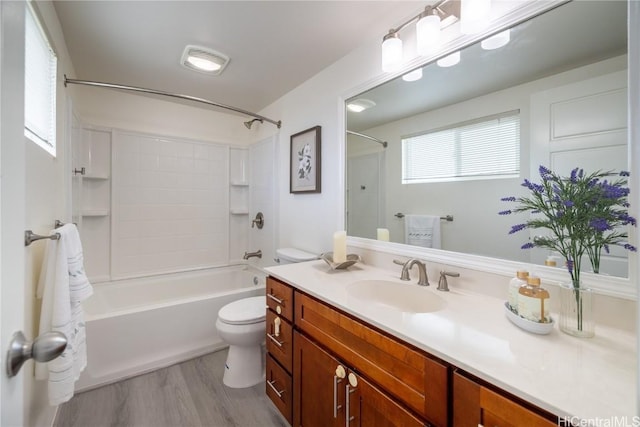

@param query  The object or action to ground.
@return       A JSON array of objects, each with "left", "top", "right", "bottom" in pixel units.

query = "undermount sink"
[{"left": 347, "top": 280, "right": 446, "bottom": 313}]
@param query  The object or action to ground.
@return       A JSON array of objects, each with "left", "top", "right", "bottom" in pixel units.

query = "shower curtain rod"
[
  {"left": 64, "top": 76, "right": 282, "bottom": 129},
  {"left": 346, "top": 130, "right": 388, "bottom": 148}
]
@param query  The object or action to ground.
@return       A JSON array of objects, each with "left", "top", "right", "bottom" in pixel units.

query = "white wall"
[{"left": 25, "top": 2, "right": 75, "bottom": 425}]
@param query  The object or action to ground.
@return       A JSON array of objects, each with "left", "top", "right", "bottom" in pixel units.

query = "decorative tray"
[
  {"left": 504, "top": 302, "right": 554, "bottom": 335},
  {"left": 320, "top": 252, "right": 361, "bottom": 270}
]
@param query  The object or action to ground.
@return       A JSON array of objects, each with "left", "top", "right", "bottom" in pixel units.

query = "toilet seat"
[{"left": 218, "top": 296, "right": 266, "bottom": 325}]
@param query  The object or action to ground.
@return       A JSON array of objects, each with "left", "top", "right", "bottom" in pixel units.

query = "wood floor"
[{"left": 54, "top": 349, "right": 289, "bottom": 427}]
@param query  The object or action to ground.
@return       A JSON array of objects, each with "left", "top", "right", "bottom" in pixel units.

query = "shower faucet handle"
[{"left": 251, "top": 212, "right": 264, "bottom": 229}]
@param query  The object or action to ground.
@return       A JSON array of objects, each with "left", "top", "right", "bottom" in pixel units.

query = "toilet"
[
  {"left": 216, "top": 248, "right": 317, "bottom": 388},
  {"left": 216, "top": 296, "right": 266, "bottom": 388}
]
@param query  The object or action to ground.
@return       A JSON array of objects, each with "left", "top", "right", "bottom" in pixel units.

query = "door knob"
[{"left": 6, "top": 331, "right": 67, "bottom": 377}]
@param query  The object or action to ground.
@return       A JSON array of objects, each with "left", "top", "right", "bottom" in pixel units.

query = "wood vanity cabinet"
[
  {"left": 453, "top": 371, "right": 558, "bottom": 427},
  {"left": 265, "top": 277, "right": 295, "bottom": 424},
  {"left": 294, "top": 291, "right": 447, "bottom": 427},
  {"left": 293, "top": 331, "right": 425, "bottom": 427}
]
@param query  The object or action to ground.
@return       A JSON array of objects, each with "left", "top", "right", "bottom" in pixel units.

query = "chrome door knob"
[{"left": 6, "top": 330, "right": 67, "bottom": 377}]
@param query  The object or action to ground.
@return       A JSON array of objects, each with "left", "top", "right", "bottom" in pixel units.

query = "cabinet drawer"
[
  {"left": 266, "top": 309, "right": 293, "bottom": 372},
  {"left": 266, "top": 277, "right": 293, "bottom": 322},
  {"left": 295, "top": 291, "right": 448, "bottom": 426},
  {"left": 266, "top": 354, "right": 292, "bottom": 425}
]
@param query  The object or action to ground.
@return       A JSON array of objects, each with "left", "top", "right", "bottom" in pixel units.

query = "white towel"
[
  {"left": 404, "top": 215, "right": 441, "bottom": 249},
  {"left": 36, "top": 224, "right": 93, "bottom": 405}
]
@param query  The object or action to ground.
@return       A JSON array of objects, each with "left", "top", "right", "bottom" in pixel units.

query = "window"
[
  {"left": 402, "top": 111, "right": 520, "bottom": 184},
  {"left": 24, "top": 4, "right": 57, "bottom": 156}
]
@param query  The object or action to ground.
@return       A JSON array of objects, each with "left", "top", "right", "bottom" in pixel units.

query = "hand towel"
[
  {"left": 36, "top": 224, "right": 93, "bottom": 405},
  {"left": 404, "top": 214, "right": 441, "bottom": 249}
]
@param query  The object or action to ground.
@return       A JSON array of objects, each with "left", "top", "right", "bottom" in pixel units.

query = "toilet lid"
[{"left": 218, "top": 296, "right": 266, "bottom": 325}]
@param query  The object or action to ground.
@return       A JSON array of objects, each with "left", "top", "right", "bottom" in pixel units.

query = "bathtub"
[{"left": 76, "top": 265, "right": 266, "bottom": 391}]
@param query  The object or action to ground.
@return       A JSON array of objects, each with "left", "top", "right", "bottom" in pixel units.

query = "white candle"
[
  {"left": 333, "top": 231, "right": 347, "bottom": 263},
  {"left": 377, "top": 228, "right": 389, "bottom": 241}
]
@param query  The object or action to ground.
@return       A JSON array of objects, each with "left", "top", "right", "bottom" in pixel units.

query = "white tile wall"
[{"left": 112, "top": 131, "right": 229, "bottom": 278}]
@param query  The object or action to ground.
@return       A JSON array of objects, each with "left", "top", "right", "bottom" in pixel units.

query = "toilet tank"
[{"left": 275, "top": 248, "right": 318, "bottom": 264}]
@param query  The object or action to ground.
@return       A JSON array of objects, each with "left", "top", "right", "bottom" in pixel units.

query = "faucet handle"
[
  {"left": 393, "top": 259, "right": 405, "bottom": 266},
  {"left": 437, "top": 271, "right": 460, "bottom": 292},
  {"left": 393, "top": 259, "right": 411, "bottom": 281}
]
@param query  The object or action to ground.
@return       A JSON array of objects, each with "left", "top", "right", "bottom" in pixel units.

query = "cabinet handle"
[
  {"left": 273, "top": 317, "right": 281, "bottom": 337},
  {"left": 267, "top": 379, "right": 285, "bottom": 398},
  {"left": 267, "top": 293, "right": 284, "bottom": 305},
  {"left": 345, "top": 384, "right": 356, "bottom": 425},
  {"left": 333, "top": 375, "right": 343, "bottom": 418},
  {"left": 266, "top": 333, "right": 284, "bottom": 347}
]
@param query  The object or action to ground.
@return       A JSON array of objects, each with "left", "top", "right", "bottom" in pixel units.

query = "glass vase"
[{"left": 559, "top": 282, "right": 594, "bottom": 338}]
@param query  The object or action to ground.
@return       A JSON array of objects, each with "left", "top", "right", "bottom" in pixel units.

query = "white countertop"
[{"left": 266, "top": 260, "right": 637, "bottom": 422}]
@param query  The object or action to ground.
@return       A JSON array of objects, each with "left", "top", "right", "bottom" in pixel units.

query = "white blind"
[
  {"left": 402, "top": 112, "right": 520, "bottom": 184},
  {"left": 24, "top": 4, "right": 57, "bottom": 156}
]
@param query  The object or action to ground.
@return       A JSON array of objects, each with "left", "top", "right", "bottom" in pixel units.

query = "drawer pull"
[
  {"left": 273, "top": 317, "right": 281, "bottom": 337},
  {"left": 267, "top": 379, "right": 285, "bottom": 398},
  {"left": 346, "top": 384, "right": 356, "bottom": 424},
  {"left": 267, "top": 333, "right": 284, "bottom": 347},
  {"left": 333, "top": 375, "right": 343, "bottom": 418},
  {"left": 267, "top": 293, "right": 284, "bottom": 305}
]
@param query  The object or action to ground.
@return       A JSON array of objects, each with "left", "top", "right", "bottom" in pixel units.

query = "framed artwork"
[{"left": 290, "top": 125, "right": 321, "bottom": 194}]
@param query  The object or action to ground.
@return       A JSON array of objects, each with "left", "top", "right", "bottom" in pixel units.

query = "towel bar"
[
  {"left": 24, "top": 230, "right": 60, "bottom": 247},
  {"left": 394, "top": 213, "right": 454, "bottom": 222}
]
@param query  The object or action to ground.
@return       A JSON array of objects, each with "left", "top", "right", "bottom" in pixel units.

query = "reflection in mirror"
[{"left": 346, "top": 1, "right": 629, "bottom": 277}]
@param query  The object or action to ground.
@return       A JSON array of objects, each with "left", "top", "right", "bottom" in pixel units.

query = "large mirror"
[{"left": 346, "top": 1, "right": 629, "bottom": 277}]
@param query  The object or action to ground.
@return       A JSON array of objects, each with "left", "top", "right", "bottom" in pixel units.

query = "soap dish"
[
  {"left": 504, "top": 302, "right": 554, "bottom": 335},
  {"left": 320, "top": 252, "right": 361, "bottom": 270}
]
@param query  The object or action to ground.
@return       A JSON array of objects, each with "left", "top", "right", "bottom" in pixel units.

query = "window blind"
[
  {"left": 24, "top": 4, "right": 57, "bottom": 156},
  {"left": 402, "top": 111, "right": 520, "bottom": 184}
]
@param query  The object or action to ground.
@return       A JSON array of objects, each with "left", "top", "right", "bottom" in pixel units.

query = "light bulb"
[
  {"left": 381, "top": 32, "right": 403, "bottom": 72},
  {"left": 402, "top": 69, "right": 423, "bottom": 82},
  {"left": 461, "top": 0, "right": 492, "bottom": 35},
  {"left": 481, "top": 29, "right": 510, "bottom": 50},
  {"left": 437, "top": 51, "right": 460, "bottom": 68},
  {"left": 416, "top": 13, "right": 441, "bottom": 56},
  {"left": 187, "top": 55, "right": 222, "bottom": 72}
]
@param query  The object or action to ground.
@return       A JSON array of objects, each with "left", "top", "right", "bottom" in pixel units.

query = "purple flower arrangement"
[{"left": 500, "top": 166, "right": 636, "bottom": 288}]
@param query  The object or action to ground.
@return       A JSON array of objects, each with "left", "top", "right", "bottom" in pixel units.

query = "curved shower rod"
[
  {"left": 64, "top": 76, "right": 282, "bottom": 129},
  {"left": 346, "top": 130, "right": 388, "bottom": 148}
]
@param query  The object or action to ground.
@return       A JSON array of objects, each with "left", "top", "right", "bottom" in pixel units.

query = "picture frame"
[{"left": 290, "top": 125, "right": 321, "bottom": 194}]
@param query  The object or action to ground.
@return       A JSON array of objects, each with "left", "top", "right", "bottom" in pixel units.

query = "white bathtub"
[{"left": 76, "top": 265, "right": 266, "bottom": 391}]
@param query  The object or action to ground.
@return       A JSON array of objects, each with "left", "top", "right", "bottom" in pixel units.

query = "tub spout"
[{"left": 243, "top": 250, "right": 262, "bottom": 260}]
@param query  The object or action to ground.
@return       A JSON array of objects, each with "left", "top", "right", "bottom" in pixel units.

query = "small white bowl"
[{"left": 504, "top": 302, "right": 554, "bottom": 335}]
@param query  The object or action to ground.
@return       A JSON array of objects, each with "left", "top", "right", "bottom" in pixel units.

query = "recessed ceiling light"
[
  {"left": 347, "top": 99, "right": 376, "bottom": 113},
  {"left": 181, "top": 45, "right": 229, "bottom": 75}
]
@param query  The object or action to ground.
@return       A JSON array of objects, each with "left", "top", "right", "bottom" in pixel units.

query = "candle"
[
  {"left": 333, "top": 231, "right": 347, "bottom": 263},
  {"left": 377, "top": 228, "right": 389, "bottom": 241}
]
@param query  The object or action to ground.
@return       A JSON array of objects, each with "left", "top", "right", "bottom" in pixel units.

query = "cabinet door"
[
  {"left": 293, "top": 332, "right": 344, "bottom": 427},
  {"left": 347, "top": 371, "right": 426, "bottom": 427}
]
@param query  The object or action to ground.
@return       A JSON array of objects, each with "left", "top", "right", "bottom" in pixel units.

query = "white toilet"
[
  {"left": 216, "top": 247, "right": 317, "bottom": 388},
  {"left": 216, "top": 296, "right": 267, "bottom": 388}
]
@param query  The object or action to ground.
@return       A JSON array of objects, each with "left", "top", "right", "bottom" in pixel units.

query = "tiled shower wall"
[{"left": 112, "top": 131, "right": 229, "bottom": 278}]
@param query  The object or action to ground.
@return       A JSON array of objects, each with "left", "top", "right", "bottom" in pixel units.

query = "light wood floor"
[{"left": 54, "top": 349, "right": 289, "bottom": 427}]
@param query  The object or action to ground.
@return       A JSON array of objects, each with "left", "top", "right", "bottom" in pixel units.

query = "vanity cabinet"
[
  {"left": 293, "top": 331, "right": 425, "bottom": 427},
  {"left": 294, "top": 291, "right": 447, "bottom": 427},
  {"left": 453, "top": 371, "right": 557, "bottom": 427},
  {"left": 265, "top": 277, "right": 295, "bottom": 424}
]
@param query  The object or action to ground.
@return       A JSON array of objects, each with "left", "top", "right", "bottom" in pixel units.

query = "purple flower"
[
  {"left": 498, "top": 210, "right": 512, "bottom": 215},
  {"left": 620, "top": 171, "right": 630, "bottom": 177},
  {"left": 500, "top": 196, "right": 516, "bottom": 202},
  {"left": 589, "top": 218, "right": 611, "bottom": 232},
  {"left": 563, "top": 200, "right": 574, "bottom": 208},
  {"left": 539, "top": 165, "right": 553, "bottom": 180},
  {"left": 566, "top": 259, "right": 574, "bottom": 273},
  {"left": 521, "top": 242, "right": 535, "bottom": 249},
  {"left": 623, "top": 243, "right": 637, "bottom": 252},
  {"left": 604, "top": 244, "right": 610, "bottom": 254},
  {"left": 509, "top": 223, "right": 527, "bottom": 234}
]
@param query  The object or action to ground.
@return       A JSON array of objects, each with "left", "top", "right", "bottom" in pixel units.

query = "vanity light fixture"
[
  {"left": 380, "top": 0, "right": 460, "bottom": 73},
  {"left": 402, "top": 68, "right": 423, "bottom": 82},
  {"left": 347, "top": 98, "right": 377, "bottom": 113},
  {"left": 181, "top": 45, "right": 229, "bottom": 75},
  {"left": 437, "top": 51, "right": 460, "bottom": 67},
  {"left": 460, "top": 0, "right": 492, "bottom": 34},
  {"left": 481, "top": 29, "right": 510, "bottom": 50}
]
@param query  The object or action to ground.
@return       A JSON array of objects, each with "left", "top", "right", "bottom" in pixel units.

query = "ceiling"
[
  {"left": 53, "top": 1, "right": 423, "bottom": 116},
  {"left": 347, "top": 0, "right": 628, "bottom": 131}
]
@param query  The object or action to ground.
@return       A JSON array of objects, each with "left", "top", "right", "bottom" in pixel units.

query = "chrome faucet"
[
  {"left": 243, "top": 250, "right": 262, "bottom": 260},
  {"left": 437, "top": 271, "right": 460, "bottom": 292},
  {"left": 394, "top": 259, "right": 430, "bottom": 286}
]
